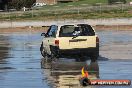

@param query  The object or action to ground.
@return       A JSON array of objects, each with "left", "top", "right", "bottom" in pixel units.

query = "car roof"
[{"left": 52, "top": 24, "right": 91, "bottom": 27}]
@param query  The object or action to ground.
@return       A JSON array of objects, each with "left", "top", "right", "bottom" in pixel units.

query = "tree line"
[
  {"left": 1, "top": 0, "right": 127, "bottom": 10},
  {"left": 8, "top": 0, "right": 35, "bottom": 10},
  {"left": 8, "top": 0, "right": 126, "bottom": 10}
]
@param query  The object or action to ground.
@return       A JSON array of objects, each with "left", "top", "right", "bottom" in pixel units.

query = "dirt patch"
[
  {"left": 94, "top": 25, "right": 132, "bottom": 31},
  {"left": 0, "top": 25, "right": 132, "bottom": 33},
  {"left": 0, "top": 26, "right": 49, "bottom": 33}
]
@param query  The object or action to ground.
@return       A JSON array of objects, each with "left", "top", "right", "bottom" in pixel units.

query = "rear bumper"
[
  {"left": 51, "top": 43, "right": 99, "bottom": 57},
  {"left": 60, "top": 48, "right": 97, "bottom": 55}
]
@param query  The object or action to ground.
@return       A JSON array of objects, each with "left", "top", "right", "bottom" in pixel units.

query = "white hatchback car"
[
  {"left": 32, "top": 3, "right": 46, "bottom": 7},
  {"left": 40, "top": 24, "right": 99, "bottom": 61}
]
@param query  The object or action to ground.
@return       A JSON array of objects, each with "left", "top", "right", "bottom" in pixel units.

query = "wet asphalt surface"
[{"left": 0, "top": 30, "right": 132, "bottom": 88}]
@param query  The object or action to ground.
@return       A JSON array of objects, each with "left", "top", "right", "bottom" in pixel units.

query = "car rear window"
[{"left": 59, "top": 25, "right": 95, "bottom": 37}]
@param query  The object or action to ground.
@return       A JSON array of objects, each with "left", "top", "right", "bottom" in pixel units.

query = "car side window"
[{"left": 47, "top": 25, "right": 58, "bottom": 37}]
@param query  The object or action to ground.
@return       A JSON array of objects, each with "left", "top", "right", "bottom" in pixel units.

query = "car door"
[{"left": 43, "top": 25, "right": 58, "bottom": 55}]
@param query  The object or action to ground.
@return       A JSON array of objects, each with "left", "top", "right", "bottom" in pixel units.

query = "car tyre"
[
  {"left": 91, "top": 52, "right": 98, "bottom": 62},
  {"left": 40, "top": 43, "right": 47, "bottom": 58}
]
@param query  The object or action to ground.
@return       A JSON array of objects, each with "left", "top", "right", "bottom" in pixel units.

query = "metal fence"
[{"left": 0, "top": 4, "right": 132, "bottom": 21}]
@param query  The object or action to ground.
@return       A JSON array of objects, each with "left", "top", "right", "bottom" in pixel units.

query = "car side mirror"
[{"left": 41, "top": 33, "right": 46, "bottom": 36}]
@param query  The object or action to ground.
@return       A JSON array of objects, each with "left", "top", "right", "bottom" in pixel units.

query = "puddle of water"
[
  {"left": 0, "top": 31, "right": 132, "bottom": 88},
  {"left": 97, "top": 30, "right": 132, "bottom": 45},
  {"left": 0, "top": 33, "right": 50, "bottom": 88}
]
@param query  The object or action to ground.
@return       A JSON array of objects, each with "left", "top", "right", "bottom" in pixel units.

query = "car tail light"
[
  {"left": 55, "top": 40, "right": 59, "bottom": 46},
  {"left": 96, "top": 37, "right": 99, "bottom": 43}
]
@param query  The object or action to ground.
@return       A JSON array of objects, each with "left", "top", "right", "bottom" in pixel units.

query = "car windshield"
[{"left": 59, "top": 25, "right": 95, "bottom": 37}]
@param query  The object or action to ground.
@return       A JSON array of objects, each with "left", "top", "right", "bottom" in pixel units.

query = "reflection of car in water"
[
  {"left": 0, "top": 35, "right": 9, "bottom": 60},
  {"left": 41, "top": 57, "right": 99, "bottom": 88},
  {"left": 40, "top": 24, "right": 99, "bottom": 62}
]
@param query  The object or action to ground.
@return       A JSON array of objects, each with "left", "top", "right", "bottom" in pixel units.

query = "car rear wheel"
[{"left": 91, "top": 52, "right": 98, "bottom": 62}]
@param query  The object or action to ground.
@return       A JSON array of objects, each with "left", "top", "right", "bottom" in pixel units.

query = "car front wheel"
[{"left": 40, "top": 43, "right": 47, "bottom": 58}]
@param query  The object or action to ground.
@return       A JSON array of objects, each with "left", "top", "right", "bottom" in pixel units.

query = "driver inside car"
[{"left": 72, "top": 27, "right": 81, "bottom": 36}]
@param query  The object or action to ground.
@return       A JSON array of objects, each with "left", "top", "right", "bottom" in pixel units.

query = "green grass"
[
  {"left": 1, "top": 9, "right": 131, "bottom": 21},
  {"left": 67, "top": 0, "right": 108, "bottom": 5},
  {"left": 39, "top": 0, "right": 108, "bottom": 10},
  {"left": 41, "top": 0, "right": 132, "bottom": 9},
  {"left": 1, "top": 0, "right": 132, "bottom": 21}
]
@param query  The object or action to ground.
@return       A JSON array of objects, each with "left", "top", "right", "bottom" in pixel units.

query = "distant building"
[
  {"left": 36, "top": 0, "right": 56, "bottom": 5},
  {"left": 36, "top": 0, "right": 78, "bottom": 5}
]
